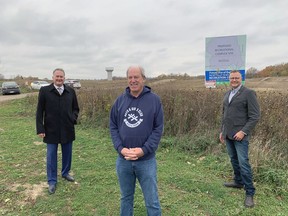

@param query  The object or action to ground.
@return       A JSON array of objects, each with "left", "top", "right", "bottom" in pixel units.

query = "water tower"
[{"left": 106, "top": 67, "right": 114, "bottom": 81}]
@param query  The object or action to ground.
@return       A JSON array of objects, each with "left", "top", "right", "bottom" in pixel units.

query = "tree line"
[{"left": 246, "top": 62, "right": 288, "bottom": 78}]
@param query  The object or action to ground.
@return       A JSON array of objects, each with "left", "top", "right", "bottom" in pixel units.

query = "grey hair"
[
  {"left": 53, "top": 68, "right": 65, "bottom": 75},
  {"left": 126, "top": 66, "right": 146, "bottom": 79}
]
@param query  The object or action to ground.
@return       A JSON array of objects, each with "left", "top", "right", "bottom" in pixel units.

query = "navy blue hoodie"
[{"left": 110, "top": 86, "right": 164, "bottom": 161}]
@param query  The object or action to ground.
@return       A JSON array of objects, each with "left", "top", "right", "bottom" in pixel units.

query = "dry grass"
[
  {"left": 4, "top": 75, "right": 288, "bottom": 192},
  {"left": 1, "top": 77, "right": 288, "bottom": 215},
  {"left": 76, "top": 76, "right": 288, "bottom": 182}
]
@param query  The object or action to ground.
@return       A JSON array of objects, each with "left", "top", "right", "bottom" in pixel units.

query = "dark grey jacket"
[
  {"left": 221, "top": 85, "right": 260, "bottom": 140},
  {"left": 36, "top": 83, "right": 79, "bottom": 144}
]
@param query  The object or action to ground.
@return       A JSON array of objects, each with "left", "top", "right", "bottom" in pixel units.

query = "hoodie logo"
[{"left": 124, "top": 107, "right": 143, "bottom": 128}]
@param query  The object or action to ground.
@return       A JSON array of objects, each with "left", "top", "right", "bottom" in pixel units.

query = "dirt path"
[{"left": 0, "top": 92, "right": 38, "bottom": 103}]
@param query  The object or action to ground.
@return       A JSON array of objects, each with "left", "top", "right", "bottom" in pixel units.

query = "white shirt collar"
[
  {"left": 54, "top": 84, "right": 64, "bottom": 90},
  {"left": 232, "top": 84, "right": 242, "bottom": 93}
]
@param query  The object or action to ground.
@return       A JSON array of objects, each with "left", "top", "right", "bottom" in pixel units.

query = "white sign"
[{"left": 205, "top": 35, "right": 246, "bottom": 86}]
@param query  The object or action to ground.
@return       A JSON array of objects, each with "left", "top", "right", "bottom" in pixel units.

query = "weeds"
[
  {"left": 1, "top": 93, "right": 288, "bottom": 215},
  {"left": 19, "top": 80, "right": 288, "bottom": 196}
]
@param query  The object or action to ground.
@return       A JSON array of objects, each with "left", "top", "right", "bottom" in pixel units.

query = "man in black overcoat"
[{"left": 36, "top": 68, "right": 79, "bottom": 194}]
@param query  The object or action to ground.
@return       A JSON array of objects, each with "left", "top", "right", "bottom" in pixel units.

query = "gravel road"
[{"left": 0, "top": 92, "right": 38, "bottom": 103}]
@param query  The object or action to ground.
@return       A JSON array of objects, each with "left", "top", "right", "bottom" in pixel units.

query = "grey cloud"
[
  {"left": 126, "top": 22, "right": 163, "bottom": 43},
  {"left": 2, "top": 11, "right": 92, "bottom": 47},
  {"left": 126, "top": 50, "right": 153, "bottom": 63},
  {"left": 219, "top": 0, "right": 272, "bottom": 8},
  {"left": 0, "top": 7, "right": 117, "bottom": 49},
  {"left": 1, "top": 0, "right": 288, "bottom": 79}
]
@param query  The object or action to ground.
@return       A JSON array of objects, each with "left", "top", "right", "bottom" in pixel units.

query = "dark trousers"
[{"left": 46, "top": 142, "right": 73, "bottom": 185}]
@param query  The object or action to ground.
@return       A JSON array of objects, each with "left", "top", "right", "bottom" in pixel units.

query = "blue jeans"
[
  {"left": 47, "top": 142, "right": 73, "bottom": 185},
  {"left": 116, "top": 157, "right": 161, "bottom": 216},
  {"left": 225, "top": 138, "right": 255, "bottom": 196}
]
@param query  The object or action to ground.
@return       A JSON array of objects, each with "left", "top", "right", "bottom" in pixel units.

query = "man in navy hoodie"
[{"left": 110, "top": 65, "right": 164, "bottom": 216}]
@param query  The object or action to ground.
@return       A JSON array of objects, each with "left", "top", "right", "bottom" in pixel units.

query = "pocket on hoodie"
[{"left": 122, "top": 135, "right": 147, "bottom": 148}]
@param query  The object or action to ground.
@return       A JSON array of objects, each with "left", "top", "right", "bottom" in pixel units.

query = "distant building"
[{"left": 106, "top": 67, "right": 114, "bottom": 81}]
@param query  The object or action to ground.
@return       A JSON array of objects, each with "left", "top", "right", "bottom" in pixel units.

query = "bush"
[{"left": 21, "top": 81, "right": 288, "bottom": 192}]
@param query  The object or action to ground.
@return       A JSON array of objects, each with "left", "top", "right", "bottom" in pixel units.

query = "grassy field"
[{"left": 0, "top": 95, "right": 287, "bottom": 215}]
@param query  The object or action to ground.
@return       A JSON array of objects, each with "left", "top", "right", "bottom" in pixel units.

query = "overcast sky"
[{"left": 0, "top": 0, "right": 287, "bottom": 80}]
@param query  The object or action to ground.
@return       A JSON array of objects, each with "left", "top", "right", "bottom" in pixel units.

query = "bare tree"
[{"left": 246, "top": 67, "right": 258, "bottom": 78}]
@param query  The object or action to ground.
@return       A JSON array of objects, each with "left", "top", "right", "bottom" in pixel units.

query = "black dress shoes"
[
  {"left": 48, "top": 184, "right": 56, "bottom": 194},
  {"left": 244, "top": 195, "right": 254, "bottom": 208},
  {"left": 62, "top": 174, "right": 75, "bottom": 182},
  {"left": 223, "top": 181, "right": 244, "bottom": 189}
]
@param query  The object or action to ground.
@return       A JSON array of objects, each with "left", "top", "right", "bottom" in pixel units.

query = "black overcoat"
[{"left": 36, "top": 83, "right": 79, "bottom": 144}]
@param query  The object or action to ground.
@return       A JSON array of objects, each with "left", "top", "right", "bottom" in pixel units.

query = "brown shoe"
[
  {"left": 244, "top": 195, "right": 254, "bottom": 208},
  {"left": 223, "top": 181, "right": 244, "bottom": 189}
]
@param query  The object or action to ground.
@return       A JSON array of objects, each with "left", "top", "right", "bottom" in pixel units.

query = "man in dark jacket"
[
  {"left": 36, "top": 68, "right": 79, "bottom": 194},
  {"left": 219, "top": 70, "right": 260, "bottom": 208},
  {"left": 110, "top": 65, "right": 163, "bottom": 216}
]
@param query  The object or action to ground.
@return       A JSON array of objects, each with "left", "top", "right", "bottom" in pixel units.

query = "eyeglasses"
[{"left": 229, "top": 77, "right": 240, "bottom": 80}]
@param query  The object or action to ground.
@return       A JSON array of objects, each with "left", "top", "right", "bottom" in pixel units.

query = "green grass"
[{"left": 0, "top": 98, "right": 287, "bottom": 216}]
